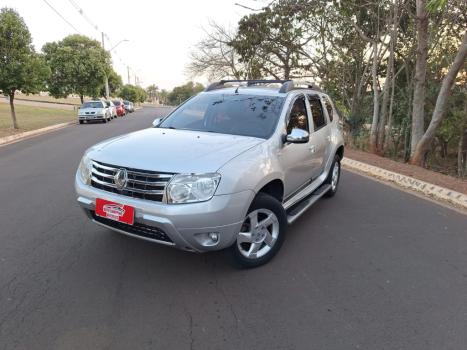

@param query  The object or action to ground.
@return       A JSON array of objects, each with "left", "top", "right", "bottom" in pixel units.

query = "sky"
[{"left": 6, "top": 0, "right": 258, "bottom": 90}]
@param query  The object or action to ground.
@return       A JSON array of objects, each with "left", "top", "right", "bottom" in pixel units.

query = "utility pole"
[{"left": 101, "top": 32, "right": 110, "bottom": 99}]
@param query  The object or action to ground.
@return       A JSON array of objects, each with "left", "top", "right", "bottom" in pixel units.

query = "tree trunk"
[
  {"left": 410, "top": 0, "right": 429, "bottom": 157},
  {"left": 369, "top": 41, "right": 379, "bottom": 153},
  {"left": 458, "top": 121, "right": 467, "bottom": 178},
  {"left": 9, "top": 91, "right": 19, "bottom": 130},
  {"left": 410, "top": 30, "right": 467, "bottom": 165},
  {"left": 80, "top": 94, "right": 84, "bottom": 104},
  {"left": 377, "top": 50, "right": 393, "bottom": 153},
  {"left": 380, "top": 2, "right": 398, "bottom": 153}
]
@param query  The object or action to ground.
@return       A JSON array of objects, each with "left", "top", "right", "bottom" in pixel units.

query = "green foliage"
[
  {"left": 0, "top": 8, "right": 49, "bottom": 96},
  {"left": 146, "top": 84, "right": 158, "bottom": 102},
  {"left": 118, "top": 84, "right": 147, "bottom": 103},
  {"left": 158, "top": 89, "right": 169, "bottom": 105},
  {"left": 230, "top": 0, "right": 314, "bottom": 79},
  {"left": 167, "top": 82, "right": 204, "bottom": 105},
  {"left": 42, "top": 34, "right": 111, "bottom": 101}
]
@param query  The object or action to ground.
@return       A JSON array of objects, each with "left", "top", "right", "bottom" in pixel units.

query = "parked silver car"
[
  {"left": 105, "top": 100, "right": 117, "bottom": 119},
  {"left": 123, "top": 100, "right": 134, "bottom": 113},
  {"left": 75, "top": 80, "right": 344, "bottom": 267},
  {"left": 78, "top": 100, "right": 111, "bottom": 124}
]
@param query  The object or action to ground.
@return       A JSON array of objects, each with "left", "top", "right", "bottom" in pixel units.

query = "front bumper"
[
  {"left": 75, "top": 174, "right": 254, "bottom": 252},
  {"left": 79, "top": 115, "right": 106, "bottom": 121}
]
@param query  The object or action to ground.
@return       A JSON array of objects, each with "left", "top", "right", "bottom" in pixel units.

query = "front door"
[{"left": 279, "top": 95, "right": 315, "bottom": 198}]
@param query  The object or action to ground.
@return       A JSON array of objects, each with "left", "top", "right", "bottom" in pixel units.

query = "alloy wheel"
[{"left": 237, "top": 209, "right": 279, "bottom": 259}]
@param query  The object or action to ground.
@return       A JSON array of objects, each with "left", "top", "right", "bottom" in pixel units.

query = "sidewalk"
[
  {"left": 343, "top": 148, "right": 467, "bottom": 210},
  {"left": 345, "top": 148, "right": 467, "bottom": 195}
]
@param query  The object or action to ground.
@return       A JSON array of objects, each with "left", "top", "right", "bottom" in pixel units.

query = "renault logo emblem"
[{"left": 114, "top": 168, "right": 128, "bottom": 190}]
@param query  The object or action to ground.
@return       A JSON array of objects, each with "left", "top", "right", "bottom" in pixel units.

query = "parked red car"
[{"left": 113, "top": 100, "right": 126, "bottom": 117}]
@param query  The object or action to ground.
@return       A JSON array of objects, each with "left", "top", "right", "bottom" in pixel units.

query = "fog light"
[{"left": 208, "top": 232, "right": 219, "bottom": 243}]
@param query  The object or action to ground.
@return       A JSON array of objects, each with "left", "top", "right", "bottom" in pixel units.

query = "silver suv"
[{"left": 75, "top": 80, "right": 344, "bottom": 267}]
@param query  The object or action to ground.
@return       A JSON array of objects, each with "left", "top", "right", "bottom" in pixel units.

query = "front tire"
[
  {"left": 324, "top": 155, "right": 341, "bottom": 198},
  {"left": 229, "top": 193, "right": 287, "bottom": 268}
]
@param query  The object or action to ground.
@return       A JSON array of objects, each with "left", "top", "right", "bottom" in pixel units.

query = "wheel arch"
[
  {"left": 256, "top": 179, "right": 284, "bottom": 203},
  {"left": 336, "top": 145, "right": 344, "bottom": 160}
]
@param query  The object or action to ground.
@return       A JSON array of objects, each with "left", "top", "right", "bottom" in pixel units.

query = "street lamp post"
[{"left": 101, "top": 35, "right": 129, "bottom": 99}]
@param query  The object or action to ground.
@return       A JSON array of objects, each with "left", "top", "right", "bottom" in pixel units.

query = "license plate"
[{"left": 95, "top": 198, "right": 134, "bottom": 225}]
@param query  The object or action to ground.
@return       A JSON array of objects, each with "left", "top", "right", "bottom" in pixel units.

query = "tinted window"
[
  {"left": 287, "top": 96, "right": 309, "bottom": 134},
  {"left": 159, "top": 94, "right": 285, "bottom": 139},
  {"left": 323, "top": 96, "right": 334, "bottom": 122},
  {"left": 113, "top": 101, "right": 121, "bottom": 106},
  {"left": 307, "top": 96, "right": 326, "bottom": 130},
  {"left": 82, "top": 101, "right": 103, "bottom": 108}
]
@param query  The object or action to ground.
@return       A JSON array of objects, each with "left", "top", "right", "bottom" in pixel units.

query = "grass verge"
[{"left": 0, "top": 103, "right": 76, "bottom": 138}]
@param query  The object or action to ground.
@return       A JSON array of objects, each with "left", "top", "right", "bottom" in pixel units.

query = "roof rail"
[
  {"left": 204, "top": 79, "right": 321, "bottom": 93},
  {"left": 205, "top": 79, "right": 291, "bottom": 92}
]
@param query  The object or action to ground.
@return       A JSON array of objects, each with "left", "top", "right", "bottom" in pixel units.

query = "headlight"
[
  {"left": 167, "top": 173, "right": 221, "bottom": 204},
  {"left": 78, "top": 154, "right": 92, "bottom": 185}
]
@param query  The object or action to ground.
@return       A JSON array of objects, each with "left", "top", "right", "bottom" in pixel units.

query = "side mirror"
[
  {"left": 286, "top": 128, "right": 309, "bottom": 143},
  {"left": 152, "top": 118, "right": 162, "bottom": 127}
]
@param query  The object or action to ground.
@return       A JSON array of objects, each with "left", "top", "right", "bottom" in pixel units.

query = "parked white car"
[{"left": 78, "top": 101, "right": 111, "bottom": 124}]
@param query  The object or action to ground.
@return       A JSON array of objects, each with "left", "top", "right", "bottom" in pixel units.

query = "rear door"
[{"left": 306, "top": 94, "right": 331, "bottom": 179}]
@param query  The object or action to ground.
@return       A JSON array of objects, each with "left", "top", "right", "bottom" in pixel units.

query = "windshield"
[
  {"left": 113, "top": 101, "right": 121, "bottom": 106},
  {"left": 159, "top": 93, "right": 285, "bottom": 138},
  {"left": 82, "top": 101, "right": 103, "bottom": 109},
  {"left": 123, "top": 101, "right": 130, "bottom": 105}
]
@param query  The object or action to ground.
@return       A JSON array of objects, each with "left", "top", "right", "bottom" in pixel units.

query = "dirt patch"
[{"left": 345, "top": 148, "right": 467, "bottom": 195}]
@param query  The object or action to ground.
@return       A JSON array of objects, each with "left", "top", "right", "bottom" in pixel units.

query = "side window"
[
  {"left": 307, "top": 96, "right": 326, "bottom": 131},
  {"left": 322, "top": 96, "right": 334, "bottom": 122},
  {"left": 286, "top": 95, "right": 309, "bottom": 134}
]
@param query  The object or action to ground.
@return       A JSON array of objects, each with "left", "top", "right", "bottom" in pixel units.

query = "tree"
[
  {"left": 410, "top": 30, "right": 467, "bottom": 164},
  {"left": 187, "top": 21, "right": 261, "bottom": 80},
  {"left": 410, "top": 0, "right": 430, "bottom": 156},
  {"left": 42, "top": 34, "right": 111, "bottom": 104},
  {"left": 167, "top": 82, "right": 204, "bottom": 105},
  {"left": 119, "top": 84, "right": 147, "bottom": 103},
  {"left": 158, "top": 89, "right": 169, "bottom": 105},
  {"left": 146, "top": 84, "right": 159, "bottom": 103},
  {"left": 0, "top": 8, "right": 50, "bottom": 129},
  {"left": 230, "top": 0, "right": 315, "bottom": 79}
]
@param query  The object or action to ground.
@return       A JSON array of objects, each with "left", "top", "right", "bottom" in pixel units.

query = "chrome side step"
[{"left": 286, "top": 184, "right": 331, "bottom": 224}]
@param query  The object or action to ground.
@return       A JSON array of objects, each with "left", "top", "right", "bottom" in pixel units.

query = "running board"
[{"left": 286, "top": 184, "right": 331, "bottom": 224}]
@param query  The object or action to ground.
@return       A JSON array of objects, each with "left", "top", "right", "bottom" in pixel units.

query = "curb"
[
  {"left": 342, "top": 158, "right": 467, "bottom": 210},
  {"left": 0, "top": 122, "right": 75, "bottom": 147}
]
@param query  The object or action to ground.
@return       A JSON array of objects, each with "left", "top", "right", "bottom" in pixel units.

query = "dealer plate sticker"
[{"left": 95, "top": 198, "right": 134, "bottom": 225}]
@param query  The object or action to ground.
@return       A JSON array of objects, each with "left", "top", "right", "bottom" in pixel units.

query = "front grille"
[
  {"left": 90, "top": 160, "right": 174, "bottom": 202},
  {"left": 92, "top": 211, "right": 173, "bottom": 243}
]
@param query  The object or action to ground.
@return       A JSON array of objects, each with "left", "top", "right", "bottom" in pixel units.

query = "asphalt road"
[{"left": 1, "top": 107, "right": 466, "bottom": 350}]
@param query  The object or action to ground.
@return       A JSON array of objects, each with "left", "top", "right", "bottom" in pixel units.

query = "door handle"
[{"left": 309, "top": 145, "right": 316, "bottom": 153}]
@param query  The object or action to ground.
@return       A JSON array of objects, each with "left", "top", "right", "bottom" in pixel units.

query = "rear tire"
[
  {"left": 324, "top": 155, "right": 341, "bottom": 198},
  {"left": 229, "top": 193, "right": 287, "bottom": 268},
  {"left": 102, "top": 119, "right": 107, "bottom": 123}
]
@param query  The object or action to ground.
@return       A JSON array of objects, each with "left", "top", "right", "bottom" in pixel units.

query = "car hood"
[{"left": 87, "top": 128, "right": 264, "bottom": 173}]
